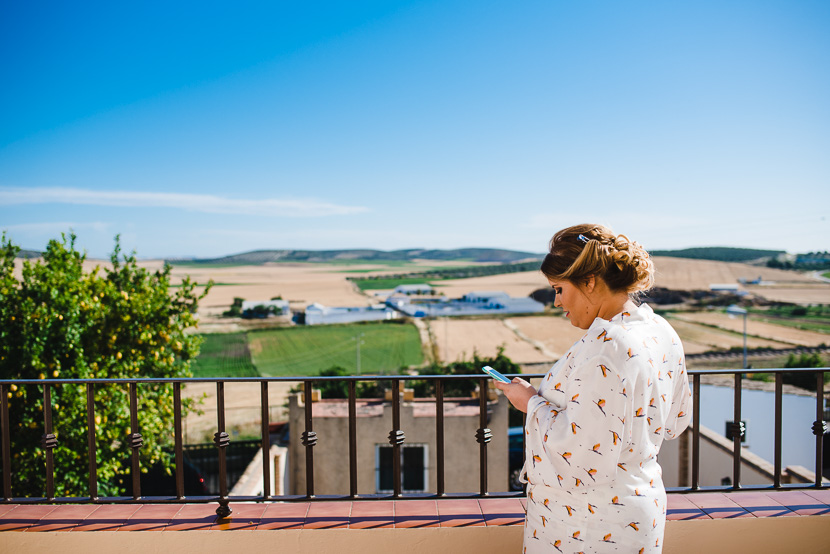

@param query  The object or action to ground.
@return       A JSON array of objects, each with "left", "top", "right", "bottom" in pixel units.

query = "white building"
[
  {"left": 305, "top": 303, "right": 402, "bottom": 325},
  {"left": 241, "top": 299, "right": 290, "bottom": 318}
]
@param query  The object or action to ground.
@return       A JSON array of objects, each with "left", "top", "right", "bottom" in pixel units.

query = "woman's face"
[{"left": 548, "top": 278, "right": 596, "bottom": 329}]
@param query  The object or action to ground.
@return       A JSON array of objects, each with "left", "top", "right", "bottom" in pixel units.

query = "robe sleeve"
[{"left": 524, "top": 352, "right": 629, "bottom": 490}]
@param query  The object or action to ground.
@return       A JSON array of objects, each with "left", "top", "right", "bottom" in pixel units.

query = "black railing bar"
[
  {"left": 815, "top": 370, "right": 825, "bottom": 488},
  {"left": 774, "top": 373, "right": 783, "bottom": 489},
  {"left": 173, "top": 382, "right": 185, "bottom": 500},
  {"left": 215, "top": 381, "right": 231, "bottom": 518},
  {"left": 391, "top": 380, "right": 402, "bottom": 498},
  {"left": 128, "top": 382, "right": 141, "bottom": 499},
  {"left": 85, "top": 383, "right": 98, "bottom": 501},
  {"left": 3, "top": 366, "right": 828, "bottom": 387},
  {"left": 348, "top": 380, "right": 357, "bottom": 498},
  {"left": 43, "top": 383, "right": 55, "bottom": 501},
  {"left": 435, "top": 379, "right": 445, "bottom": 496},
  {"left": 732, "top": 372, "right": 742, "bottom": 489},
  {"left": 478, "top": 377, "right": 489, "bottom": 497},
  {"left": 260, "top": 381, "right": 271, "bottom": 498},
  {"left": 691, "top": 373, "right": 701, "bottom": 490},
  {"left": 303, "top": 380, "right": 315, "bottom": 498},
  {"left": 1, "top": 383, "right": 12, "bottom": 500},
  {"left": 8, "top": 480, "right": 829, "bottom": 506}
]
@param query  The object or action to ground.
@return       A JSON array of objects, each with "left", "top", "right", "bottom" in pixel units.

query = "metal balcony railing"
[{"left": 0, "top": 367, "right": 827, "bottom": 518}]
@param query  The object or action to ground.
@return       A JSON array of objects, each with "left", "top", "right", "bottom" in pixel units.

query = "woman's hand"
[{"left": 493, "top": 377, "right": 538, "bottom": 413}]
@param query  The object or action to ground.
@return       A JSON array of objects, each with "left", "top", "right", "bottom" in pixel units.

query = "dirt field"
[
  {"left": 428, "top": 317, "right": 551, "bottom": 364},
  {"left": 671, "top": 312, "right": 829, "bottom": 347},
  {"left": 664, "top": 318, "right": 793, "bottom": 354},
  {"left": 505, "top": 315, "right": 587, "bottom": 359}
]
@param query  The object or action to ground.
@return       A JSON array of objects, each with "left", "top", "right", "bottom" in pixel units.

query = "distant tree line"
[
  {"left": 348, "top": 260, "right": 541, "bottom": 285},
  {"left": 649, "top": 247, "right": 784, "bottom": 263}
]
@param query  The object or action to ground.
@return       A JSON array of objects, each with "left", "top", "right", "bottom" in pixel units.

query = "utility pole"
[{"left": 355, "top": 333, "right": 365, "bottom": 375}]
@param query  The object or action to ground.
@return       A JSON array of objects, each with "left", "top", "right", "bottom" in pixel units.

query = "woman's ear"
[{"left": 583, "top": 275, "right": 596, "bottom": 293}]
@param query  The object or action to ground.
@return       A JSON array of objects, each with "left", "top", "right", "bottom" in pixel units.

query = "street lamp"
[{"left": 726, "top": 304, "right": 748, "bottom": 369}]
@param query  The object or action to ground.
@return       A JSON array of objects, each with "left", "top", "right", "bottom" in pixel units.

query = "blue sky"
[{"left": 1, "top": 1, "right": 828, "bottom": 259}]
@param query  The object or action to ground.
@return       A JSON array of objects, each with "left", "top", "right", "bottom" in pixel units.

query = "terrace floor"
[{"left": 1, "top": 489, "right": 829, "bottom": 532}]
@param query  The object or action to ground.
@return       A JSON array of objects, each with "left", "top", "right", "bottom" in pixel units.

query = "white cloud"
[
  {"left": 0, "top": 187, "right": 369, "bottom": 217},
  {"left": 2, "top": 221, "right": 112, "bottom": 234}
]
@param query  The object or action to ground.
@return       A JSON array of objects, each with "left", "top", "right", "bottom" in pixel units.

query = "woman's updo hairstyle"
[{"left": 540, "top": 223, "right": 654, "bottom": 294}]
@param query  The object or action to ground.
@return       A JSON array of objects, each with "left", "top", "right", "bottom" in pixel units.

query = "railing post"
[
  {"left": 302, "top": 380, "right": 317, "bottom": 498},
  {"left": 348, "top": 380, "right": 358, "bottom": 498},
  {"left": 260, "top": 381, "right": 271, "bottom": 499},
  {"left": 42, "top": 383, "right": 57, "bottom": 501},
  {"left": 389, "top": 379, "right": 404, "bottom": 497},
  {"left": 214, "top": 381, "right": 232, "bottom": 518},
  {"left": 691, "top": 373, "right": 701, "bottom": 490},
  {"left": 814, "top": 370, "right": 827, "bottom": 488},
  {"left": 1, "top": 384, "right": 12, "bottom": 500},
  {"left": 86, "top": 383, "right": 98, "bottom": 501},
  {"left": 173, "top": 382, "right": 185, "bottom": 500},
  {"left": 128, "top": 382, "right": 143, "bottom": 499},
  {"left": 435, "top": 378, "right": 445, "bottom": 497},
  {"left": 731, "top": 372, "right": 744, "bottom": 489},
  {"left": 774, "top": 372, "right": 783, "bottom": 488},
  {"left": 476, "top": 377, "right": 492, "bottom": 496}
]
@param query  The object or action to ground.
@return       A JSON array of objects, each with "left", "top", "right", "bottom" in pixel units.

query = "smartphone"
[{"left": 482, "top": 365, "right": 512, "bottom": 384}]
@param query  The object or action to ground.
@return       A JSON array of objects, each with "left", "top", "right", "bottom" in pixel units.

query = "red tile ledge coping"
[{"left": 0, "top": 490, "right": 828, "bottom": 532}]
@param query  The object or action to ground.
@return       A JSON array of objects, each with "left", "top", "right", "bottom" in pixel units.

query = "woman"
[{"left": 495, "top": 224, "right": 691, "bottom": 553}]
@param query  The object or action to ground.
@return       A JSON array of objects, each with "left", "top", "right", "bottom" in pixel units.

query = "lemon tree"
[{"left": 0, "top": 232, "right": 211, "bottom": 497}]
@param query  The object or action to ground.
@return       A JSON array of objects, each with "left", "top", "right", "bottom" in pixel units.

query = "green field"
[
  {"left": 353, "top": 277, "right": 436, "bottom": 291},
  {"left": 248, "top": 322, "right": 423, "bottom": 376},
  {"left": 190, "top": 332, "right": 259, "bottom": 377}
]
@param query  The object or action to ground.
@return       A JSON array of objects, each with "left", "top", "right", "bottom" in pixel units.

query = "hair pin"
[{"left": 577, "top": 234, "right": 590, "bottom": 244}]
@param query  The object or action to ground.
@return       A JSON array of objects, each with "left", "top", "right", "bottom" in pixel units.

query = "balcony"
[{"left": 1, "top": 367, "right": 828, "bottom": 552}]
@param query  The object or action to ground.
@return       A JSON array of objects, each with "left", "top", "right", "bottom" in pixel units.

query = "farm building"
[
  {"left": 387, "top": 290, "right": 544, "bottom": 317},
  {"left": 304, "top": 302, "right": 402, "bottom": 325},
  {"left": 393, "top": 284, "right": 435, "bottom": 295},
  {"left": 241, "top": 299, "right": 290, "bottom": 318}
]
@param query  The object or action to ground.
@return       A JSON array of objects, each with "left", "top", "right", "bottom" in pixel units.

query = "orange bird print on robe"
[
  {"left": 574, "top": 477, "right": 583, "bottom": 487},
  {"left": 612, "top": 496, "right": 624, "bottom": 506},
  {"left": 588, "top": 504, "right": 597, "bottom": 514},
  {"left": 627, "top": 348, "right": 638, "bottom": 359},
  {"left": 594, "top": 398, "right": 607, "bottom": 415},
  {"left": 559, "top": 452, "right": 572, "bottom": 465},
  {"left": 571, "top": 422, "right": 581, "bottom": 434},
  {"left": 617, "top": 462, "right": 627, "bottom": 472},
  {"left": 598, "top": 364, "right": 610, "bottom": 377},
  {"left": 541, "top": 515, "right": 547, "bottom": 527},
  {"left": 532, "top": 454, "right": 542, "bottom": 467},
  {"left": 603, "top": 534, "right": 615, "bottom": 543},
  {"left": 556, "top": 474, "right": 564, "bottom": 486},
  {"left": 572, "top": 530, "right": 582, "bottom": 541},
  {"left": 610, "top": 430, "right": 621, "bottom": 445},
  {"left": 635, "top": 407, "right": 645, "bottom": 418},
  {"left": 585, "top": 468, "right": 597, "bottom": 481},
  {"left": 553, "top": 382, "right": 563, "bottom": 393},
  {"left": 564, "top": 505, "right": 574, "bottom": 516},
  {"left": 627, "top": 522, "right": 640, "bottom": 531},
  {"left": 543, "top": 498, "right": 552, "bottom": 511},
  {"left": 648, "top": 397, "right": 656, "bottom": 408},
  {"left": 570, "top": 393, "right": 580, "bottom": 404},
  {"left": 553, "top": 539, "right": 563, "bottom": 552},
  {"left": 591, "top": 443, "right": 602, "bottom": 455}
]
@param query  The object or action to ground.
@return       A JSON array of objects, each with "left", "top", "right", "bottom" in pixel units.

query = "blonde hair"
[{"left": 540, "top": 223, "right": 654, "bottom": 294}]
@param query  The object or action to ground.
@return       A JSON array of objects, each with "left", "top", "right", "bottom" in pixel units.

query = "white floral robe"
[{"left": 522, "top": 303, "right": 691, "bottom": 554}]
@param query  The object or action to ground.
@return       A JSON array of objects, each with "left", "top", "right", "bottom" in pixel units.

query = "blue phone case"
[{"left": 482, "top": 365, "right": 511, "bottom": 383}]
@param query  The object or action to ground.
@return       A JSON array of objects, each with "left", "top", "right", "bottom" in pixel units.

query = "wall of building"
[
  {"left": 658, "top": 424, "right": 821, "bottom": 488},
  {"left": 288, "top": 391, "right": 510, "bottom": 496}
]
